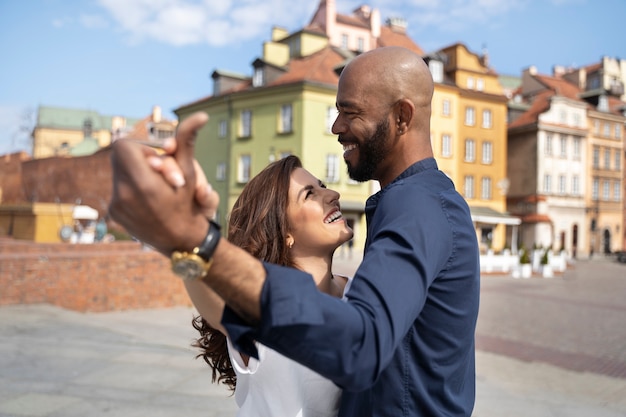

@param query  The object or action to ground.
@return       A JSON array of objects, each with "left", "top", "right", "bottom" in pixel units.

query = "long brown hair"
[{"left": 192, "top": 155, "right": 302, "bottom": 390}]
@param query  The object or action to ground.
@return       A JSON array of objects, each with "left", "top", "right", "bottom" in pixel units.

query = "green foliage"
[
  {"left": 519, "top": 247, "right": 531, "bottom": 264},
  {"left": 540, "top": 250, "right": 549, "bottom": 265}
]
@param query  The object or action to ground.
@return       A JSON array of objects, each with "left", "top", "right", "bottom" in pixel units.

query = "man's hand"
[
  {"left": 108, "top": 112, "right": 215, "bottom": 255},
  {"left": 147, "top": 142, "right": 220, "bottom": 220}
]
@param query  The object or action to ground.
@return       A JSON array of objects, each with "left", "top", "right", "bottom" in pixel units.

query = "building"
[
  {"left": 31, "top": 105, "right": 174, "bottom": 159},
  {"left": 428, "top": 43, "right": 517, "bottom": 253},
  {"left": 507, "top": 63, "right": 625, "bottom": 258}
]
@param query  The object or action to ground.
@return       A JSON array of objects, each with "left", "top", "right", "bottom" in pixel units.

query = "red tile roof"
[{"left": 508, "top": 90, "right": 552, "bottom": 129}]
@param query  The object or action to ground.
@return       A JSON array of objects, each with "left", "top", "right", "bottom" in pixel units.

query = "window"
[
  {"left": 604, "top": 148, "right": 611, "bottom": 169},
  {"left": 599, "top": 96, "right": 609, "bottom": 112},
  {"left": 467, "top": 77, "right": 474, "bottom": 89},
  {"left": 559, "top": 110, "right": 567, "bottom": 124},
  {"left": 482, "top": 109, "right": 492, "bottom": 128},
  {"left": 238, "top": 154, "right": 251, "bottom": 183},
  {"left": 603, "top": 123, "right": 610, "bottom": 137},
  {"left": 464, "top": 139, "right": 476, "bottom": 162},
  {"left": 545, "top": 134, "right": 553, "bottom": 155},
  {"left": 573, "top": 137, "right": 581, "bottom": 159},
  {"left": 615, "top": 150, "right": 621, "bottom": 170},
  {"left": 253, "top": 67, "right": 264, "bottom": 87},
  {"left": 442, "top": 98, "right": 451, "bottom": 116},
  {"left": 592, "top": 147, "right": 599, "bottom": 168},
  {"left": 240, "top": 110, "right": 252, "bottom": 138},
  {"left": 604, "top": 148, "right": 611, "bottom": 170},
  {"left": 218, "top": 119, "right": 228, "bottom": 138},
  {"left": 481, "top": 177, "right": 491, "bottom": 200},
  {"left": 476, "top": 78, "right": 484, "bottom": 91},
  {"left": 464, "top": 107, "right": 475, "bottom": 126},
  {"left": 341, "top": 34, "right": 348, "bottom": 49},
  {"left": 544, "top": 174, "right": 552, "bottom": 193},
  {"left": 602, "top": 180, "right": 610, "bottom": 200},
  {"left": 559, "top": 135, "right": 567, "bottom": 158},
  {"left": 464, "top": 176, "right": 474, "bottom": 199},
  {"left": 481, "top": 141, "right": 493, "bottom": 164},
  {"left": 558, "top": 175, "right": 566, "bottom": 194},
  {"left": 279, "top": 104, "right": 293, "bottom": 133},
  {"left": 357, "top": 37, "right": 364, "bottom": 52},
  {"left": 614, "top": 181, "right": 622, "bottom": 201},
  {"left": 429, "top": 60, "right": 444, "bottom": 83},
  {"left": 572, "top": 175, "right": 580, "bottom": 195},
  {"left": 615, "top": 124, "right": 622, "bottom": 139},
  {"left": 216, "top": 162, "right": 226, "bottom": 181},
  {"left": 594, "top": 120, "right": 600, "bottom": 135},
  {"left": 441, "top": 134, "right": 452, "bottom": 157},
  {"left": 573, "top": 113, "right": 581, "bottom": 127},
  {"left": 326, "top": 106, "right": 338, "bottom": 133},
  {"left": 592, "top": 178, "right": 599, "bottom": 200},
  {"left": 326, "top": 154, "right": 340, "bottom": 183}
]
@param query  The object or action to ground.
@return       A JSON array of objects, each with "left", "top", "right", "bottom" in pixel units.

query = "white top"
[{"left": 227, "top": 338, "right": 341, "bottom": 417}]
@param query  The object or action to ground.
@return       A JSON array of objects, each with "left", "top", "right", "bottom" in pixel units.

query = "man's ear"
[{"left": 395, "top": 99, "right": 415, "bottom": 134}]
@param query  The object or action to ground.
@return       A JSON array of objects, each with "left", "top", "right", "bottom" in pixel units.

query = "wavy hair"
[{"left": 192, "top": 155, "right": 302, "bottom": 391}]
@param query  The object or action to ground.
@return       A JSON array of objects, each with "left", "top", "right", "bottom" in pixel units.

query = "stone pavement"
[{"left": 1, "top": 254, "right": 625, "bottom": 416}]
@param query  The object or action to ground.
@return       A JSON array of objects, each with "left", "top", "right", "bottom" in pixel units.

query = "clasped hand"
[{"left": 108, "top": 112, "right": 219, "bottom": 255}]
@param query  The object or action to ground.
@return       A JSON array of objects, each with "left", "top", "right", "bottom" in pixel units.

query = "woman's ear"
[{"left": 286, "top": 234, "right": 294, "bottom": 249}]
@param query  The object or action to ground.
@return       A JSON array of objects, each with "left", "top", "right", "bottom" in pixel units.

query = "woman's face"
[{"left": 286, "top": 168, "right": 353, "bottom": 256}]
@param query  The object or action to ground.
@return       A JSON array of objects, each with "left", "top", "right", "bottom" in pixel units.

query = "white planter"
[
  {"left": 542, "top": 265, "right": 554, "bottom": 278},
  {"left": 520, "top": 264, "right": 532, "bottom": 279}
]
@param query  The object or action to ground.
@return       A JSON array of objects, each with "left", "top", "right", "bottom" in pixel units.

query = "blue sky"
[{"left": 1, "top": 0, "right": 625, "bottom": 155}]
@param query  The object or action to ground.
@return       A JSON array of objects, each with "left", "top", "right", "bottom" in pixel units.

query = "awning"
[{"left": 470, "top": 206, "right": 521, "bottom": 226}]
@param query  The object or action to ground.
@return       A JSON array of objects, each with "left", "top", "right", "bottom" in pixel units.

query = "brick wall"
[
  {"left": 0, "top": 238, "right": 192, "bottom": 312},
  {"left": 0, "top": 149, "right": 113, "bottom": 217}
]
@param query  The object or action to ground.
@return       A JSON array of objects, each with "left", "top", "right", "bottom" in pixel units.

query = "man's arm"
[{"left": 109, "top": 112, "right": 265, "bottom": 323}]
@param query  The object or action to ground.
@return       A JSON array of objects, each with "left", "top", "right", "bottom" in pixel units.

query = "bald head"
[{"left": 340, "top": 47, "right": 434, "bottom": 113}]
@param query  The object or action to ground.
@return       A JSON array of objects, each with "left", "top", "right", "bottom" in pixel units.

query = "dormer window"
[
  {"left": 598, "top": 95, "right": 609, "bottom": 112},
  {"left": 253, "top": 67, "right": 265, "bottom": 87},
  {"left": 428, "top": 60, "right": 443, "bottom": 83},
  {"left": 83, "top": 118, "right": 93, "bottom": 138}
]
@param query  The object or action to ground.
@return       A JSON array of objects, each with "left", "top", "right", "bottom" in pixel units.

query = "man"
[{"left": 109, "top": 46, "right": 480, "bottom": 416}]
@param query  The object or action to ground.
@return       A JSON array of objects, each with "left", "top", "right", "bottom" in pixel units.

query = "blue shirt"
[{"left": 223, "top": 158, "right": 480, "bottom": 416}]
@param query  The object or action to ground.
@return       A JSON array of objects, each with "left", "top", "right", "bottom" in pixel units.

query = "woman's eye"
[{"left": 305, "top": 190, "right": 313, "bottom": 199}]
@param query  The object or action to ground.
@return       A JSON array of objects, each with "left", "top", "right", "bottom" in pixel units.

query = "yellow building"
[
  {"left": 429, "top": 44, "right": 517, "bottom": 252},
  {"left": 0, "top": 203, "right": 73, "bottom": 243}
]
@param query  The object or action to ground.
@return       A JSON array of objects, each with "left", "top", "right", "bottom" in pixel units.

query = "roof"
[
  {"left": 376, "top": 25, "right": 424, "bottom": 55},
  {"left": 470, "top": 206, "right": 521, "bottom": 226},
  {"left": 508, "top": 90, "right": 552, "bottom": 130},
  {"left": 36, "top": 106, "right": 142, "bottom": 131}
]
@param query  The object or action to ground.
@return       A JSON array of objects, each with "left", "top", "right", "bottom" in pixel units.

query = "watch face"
[{"left": 172, "top": 257, "right": 206, "bottom": 281}]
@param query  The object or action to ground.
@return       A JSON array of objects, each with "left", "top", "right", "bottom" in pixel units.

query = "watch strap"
[{"left": 194, "top": 220, "right": 221, "bottom": 261}]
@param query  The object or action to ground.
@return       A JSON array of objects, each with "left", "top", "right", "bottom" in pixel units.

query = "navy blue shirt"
[{"left": 223, "top": 158, "right": 480, "bottom": 416}]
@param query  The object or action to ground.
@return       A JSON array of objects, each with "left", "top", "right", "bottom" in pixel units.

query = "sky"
[{"left": 1, "top": 0, "right": 625, "bottom": 155}]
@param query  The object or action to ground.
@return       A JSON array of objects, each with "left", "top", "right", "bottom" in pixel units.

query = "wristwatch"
[{"left": 171, "top": 220, "right": 221, "bottom": 281}]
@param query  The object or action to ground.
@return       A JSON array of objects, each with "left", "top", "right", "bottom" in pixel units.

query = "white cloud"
[
  {"left": 94, "top": 0, "right": 316, "bottom": 47},
  {"left": 79, "top": 14, "right": 109, "bottom": 29}
]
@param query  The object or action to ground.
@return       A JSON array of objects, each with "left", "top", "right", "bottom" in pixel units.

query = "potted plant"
[
  {"left": 519, "top": 247, "right": 532, "bottom": 278},
  {"left": 541, "top": 249, "right": 553, "bottom": 278}
]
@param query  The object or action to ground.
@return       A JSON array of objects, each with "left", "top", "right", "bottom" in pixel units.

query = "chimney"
[
  {"left": 152, "top": 105, "right": 162, "bottom": 123},
  {"left": 386, "top": 17, "right": 407, "bottom": 34}
]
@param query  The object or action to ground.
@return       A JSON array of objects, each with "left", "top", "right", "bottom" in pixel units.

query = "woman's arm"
[{"left": 184, "top": 279, "right": 227, "bottom": 335}]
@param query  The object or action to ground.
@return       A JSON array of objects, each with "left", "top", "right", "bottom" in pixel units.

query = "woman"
[{"left": 181, "top": 155, "right": 353, "bottom": 416}]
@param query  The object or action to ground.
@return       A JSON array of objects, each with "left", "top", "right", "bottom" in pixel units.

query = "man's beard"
[{"left": 346, "top": 118, "right": 390, "bottom": 182}]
